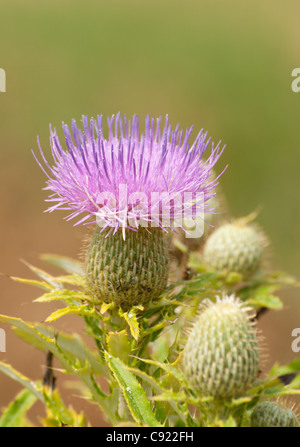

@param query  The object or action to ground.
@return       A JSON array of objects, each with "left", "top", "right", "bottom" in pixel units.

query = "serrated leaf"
[
  {"left": 119, "top": 308, "right": 141, "bottom": 341},
  {"left": 0, "top": 314, "right": 106, "bottom": 375},
  {"left": 34, "top": 290, "right": 92, "bottom": 304},
  {"left": 40, "top": 254, "right": 84, "bottom": 275},
  {"left": 151, "top": 390, "right": 187, "bottom": 402},
  {"left": 41, "top": 388, "right": 85, "bottom": 427},
  {"left": 136, "top": 357, "right": 186, "bottom": 384},
  {"left": 9, "top": 276, "right": 54, "bottom": 291},
  {"left": 21, "top": 260, "right": 63, "bottom": 289},
  {"left": 152, "top": 390, "right": 212, "bottom": 407},
  {"left": 0, "top": 388, "right": 37, "bottom": 427},
  {"left": 0, "top": 362, "right": 43, "bottom": 401},
  {"left": 0, "top": 363, "right": 85, "bottom": 427},
  {"left": 100, "top": 302, "right": 115, "bottom": 314},
  {"left": 45, "top": 305, "right": 104, "bottom": 323},
  {"left": 0, "top": 316, "right": 119, "bottom": 424},
  {"left": 105, "top": 352, "right": 161, "bottom": 427},
  {"left": 126, "top": 367, "right": 187, "bottom": 423},
  {"left": 0, "top": 362, "right": 117, "bottom": 426}
]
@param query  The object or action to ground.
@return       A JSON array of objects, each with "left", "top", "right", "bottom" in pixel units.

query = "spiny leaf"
[
  {"left": 127, "top": 367, "right": 188, "bottom": 423},
  {"left": 135, "top": 357, "right": 186, "bottom": 384},
  {"left": 105, "top": 352, "right": 162, "bottom": 427},
  {"left": 0, "top": 314, "right": 106, "bottom": 375},
  {"left": 100, "top": 302, "right": 115, "bottom": 314},
  {"left": 119, "top": 307, "right": 142, "bottom": 341},
  {"left": 0, "top": 363, "right": 85, "bottom": 427},
  {"left": 9, "top": 276, "right": 54, "bottom": 291},
  {"left": 151, "top": 390, "right": 189, "bottom": 403},
  {"left": 45, "top": 304, "right": 105, "bottom": 323},
  {"left": 21, "top": 260, "right": 63, "bottom": 289},
  {"left": 41, "top": 388, "right": 85, "bottom": 427},
  {"left": 0, "top": 361, "right": 43, "bottom": 401},
  {"left": 151, "top": 389, "right": 212, "bottom": 405},
  {"left": 34, "top": 290, "right": 92, "bottom": 304},
  {"left": 40, "top": 254, "right": 84, "bottom": 275},
  {"left": 0, "top": 316, "right": 119, "bottom": 424},
  {"left": 0, "top": 388, "right": 37, "bottom": 427}
]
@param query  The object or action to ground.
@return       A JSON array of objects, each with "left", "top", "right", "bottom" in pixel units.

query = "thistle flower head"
[
  {"left": 33, "top": 113, "right": 225, "bottom": 236},
  {"left": 183, "top": 295, "right": 260, "bottom": 398}
]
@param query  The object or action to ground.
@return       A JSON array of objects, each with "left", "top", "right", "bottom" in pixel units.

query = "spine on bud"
[
  {"left": 85, "top": 226, "right": 170, "bottom": 310},
  {"left": 183, "top": 295, "right": 260, "bottom": 399},
  {"left": 251, "top": 401, "right": 299, "bottom": 427},
  {"left": 203, "top": 219, "right": 264, "bottom": 276}
]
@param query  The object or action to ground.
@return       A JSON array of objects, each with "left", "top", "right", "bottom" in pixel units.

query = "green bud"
[
  {"left": 183, "top": 295, "right": 260, "bottom": 398},
  {"left": 203, "top": 219, "right": 263, "bottom": 276},
  {"left": 251, "top": 401, "right": 299, "bottom": 427},
  {"left": 85, "top": 226, "right": 170, "bottom": 310}
]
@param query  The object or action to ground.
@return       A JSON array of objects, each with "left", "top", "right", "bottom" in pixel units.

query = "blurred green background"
[{"left": 1, "top": 0, "right": 300, "bottom": 426}]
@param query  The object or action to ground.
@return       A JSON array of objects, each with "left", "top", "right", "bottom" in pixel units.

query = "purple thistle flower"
[{"left": 33, "top": 113, "right": 226, "bottom": 236}]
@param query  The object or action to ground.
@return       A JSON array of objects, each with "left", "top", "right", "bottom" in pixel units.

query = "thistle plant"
[{"left": 0, "top": 113, "right": 300, "bottom": 428}]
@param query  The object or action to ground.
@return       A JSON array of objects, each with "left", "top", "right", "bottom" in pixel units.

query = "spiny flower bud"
[
  {"left": 85, "top": 226, "right": 170, "bottom": 310},
  {"left": 183, "top": 295, "right": 260, "bottom": 398},
  {"left": 203, "top": 218, "right": 264, "bottom": 276},
  {"left": 251, "top": 401, "right": 299, "bottom": 427}
]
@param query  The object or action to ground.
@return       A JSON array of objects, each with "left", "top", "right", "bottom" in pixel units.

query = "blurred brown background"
[{"left": 1, "top": 0, "right": 300, "bottom": 426}]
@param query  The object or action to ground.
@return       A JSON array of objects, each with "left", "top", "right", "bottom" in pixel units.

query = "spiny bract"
[
  {"left": 250, "top": 401, "right": 299, "bottom": 427},
  {"left": 183, "top": 295, "right": 260, "bottom": 398},
  {"left": 203, "top": 219, "right": 263, "bottom": 276},
  {"left": 85, "top": 226, "right": 169, "bottom": 310}
]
